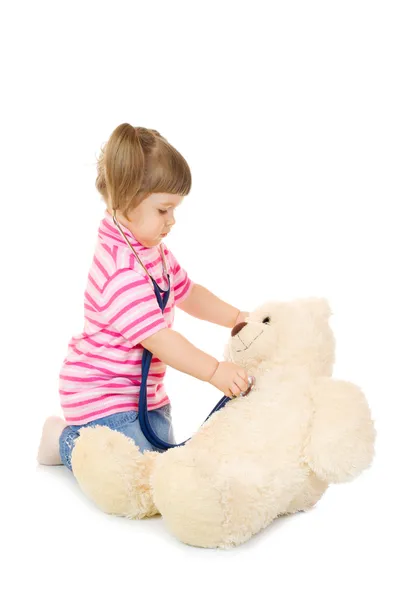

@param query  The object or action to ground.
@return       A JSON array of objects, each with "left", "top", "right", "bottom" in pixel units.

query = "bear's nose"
[{"left": 231, "top": 322, "right": 247, "bottom": 337}]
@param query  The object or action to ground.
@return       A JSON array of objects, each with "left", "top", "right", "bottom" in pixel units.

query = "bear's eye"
[{"left": 262, "top": 317, "right": 271, "bottom": 324}]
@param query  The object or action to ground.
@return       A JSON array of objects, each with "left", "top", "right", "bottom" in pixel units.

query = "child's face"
[{"left": 111, "top": 193, "right": 184, "bottom": 248}]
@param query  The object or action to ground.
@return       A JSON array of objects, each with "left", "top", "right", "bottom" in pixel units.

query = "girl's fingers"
[
  {"left": 229, "top": 383, "right": 241, "bottom": 397},
  {"left": 235, "top": 375, "right": 249, "bottom": 392}
]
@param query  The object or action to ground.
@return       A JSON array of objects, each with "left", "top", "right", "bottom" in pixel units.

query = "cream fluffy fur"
[{"left": 71, "top": 298, "right": 376, "bottom": 549}]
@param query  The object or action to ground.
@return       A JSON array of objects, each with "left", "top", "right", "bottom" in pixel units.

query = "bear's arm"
[{"left": 303, "top": 377, "right": 376, "bottom": 484}]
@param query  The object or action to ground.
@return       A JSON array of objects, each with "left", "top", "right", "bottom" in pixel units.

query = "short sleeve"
[
  {"left": 165, "top": 247, "right": 194, "bottom": 305},
  {"left": 99, "top": 268, "right": 168, "bottom": 344}
]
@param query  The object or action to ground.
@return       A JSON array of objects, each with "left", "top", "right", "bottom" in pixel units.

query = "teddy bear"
[{"left": 70, "top": 297, "right": 376, "bottom": 549}]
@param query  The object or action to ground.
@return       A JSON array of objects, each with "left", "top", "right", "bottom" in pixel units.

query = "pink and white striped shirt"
[{"left": 59, "top": 209, "right": 194, "bottom": 425}]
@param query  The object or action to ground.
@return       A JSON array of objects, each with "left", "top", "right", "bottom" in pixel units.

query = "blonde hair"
[{"left": 95, "top": 123, "right": 192, "bottom": 218}]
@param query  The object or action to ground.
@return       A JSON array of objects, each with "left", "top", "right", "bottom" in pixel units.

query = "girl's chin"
[
  {"left": 141, "top": 233, "right": 167, "bottom": 247},
  {"left": 145, "top": 238, "right": 163, "bottom": 247}
]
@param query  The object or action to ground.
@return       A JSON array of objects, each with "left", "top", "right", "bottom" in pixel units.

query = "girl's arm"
[
  {"left": 141, "top": 327, "right": 218, "bottom": 382},
  {"left": 178, "top": 283, "right": 248, "bottom": 328},
  {"left": 141, "top": 327, "right": 250, "bottom": 397}
]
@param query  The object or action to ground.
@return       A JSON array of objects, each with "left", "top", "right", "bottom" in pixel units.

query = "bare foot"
[{"left": 37, "top": 416, "right": 67, "bottom": 465}]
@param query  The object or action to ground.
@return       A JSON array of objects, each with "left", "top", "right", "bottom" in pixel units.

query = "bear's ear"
[{"left": 306, "top": 297, "right": 332, "bottom": 320}]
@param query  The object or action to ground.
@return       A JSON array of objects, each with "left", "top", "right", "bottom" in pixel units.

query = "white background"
[{"left": 1, "top": 1, "right": 399, "bottom": 599}]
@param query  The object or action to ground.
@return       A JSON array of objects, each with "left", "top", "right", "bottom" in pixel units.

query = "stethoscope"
[{"left": 112, "top": 209, "right": 255, "bottom": 450}]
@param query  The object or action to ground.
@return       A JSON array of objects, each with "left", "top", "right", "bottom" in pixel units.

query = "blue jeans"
[{"left": 59, "top": 404, "right": 175, "bottom": 471}]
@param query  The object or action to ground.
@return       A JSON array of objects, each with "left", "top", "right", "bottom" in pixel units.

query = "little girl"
[{"left": 37, "top": 123, "right": 250, "bottom": 471}]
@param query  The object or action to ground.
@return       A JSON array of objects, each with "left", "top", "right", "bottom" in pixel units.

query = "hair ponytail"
[
  {"left": 96, "top": 123, "right": 191, "bottom": 218},
  {"left": 104, "top": 123, "right": 145, "bottom": 215}
]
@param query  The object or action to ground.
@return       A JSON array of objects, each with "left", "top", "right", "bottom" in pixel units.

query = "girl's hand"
[
  {"left": 234, "top": 311, "right": 250, "bottom": 327},
  {"left": 209, "top": 361, "right": 250, "bottom": 398}
]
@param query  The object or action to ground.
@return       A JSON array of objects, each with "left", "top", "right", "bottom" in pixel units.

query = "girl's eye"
[{"left": 158, "top": 209, "right": 168, "bottom": 215}]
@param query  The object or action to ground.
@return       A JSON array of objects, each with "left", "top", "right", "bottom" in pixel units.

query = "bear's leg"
[
  {"left": 152, "top": 451, "right": 280, "bottom": 549},
  {"left": 71, "top": 425, "right": 160, "bottom": 518},
  {"left": 280, "top": 471, "right": 328, "bottom": 515}
]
